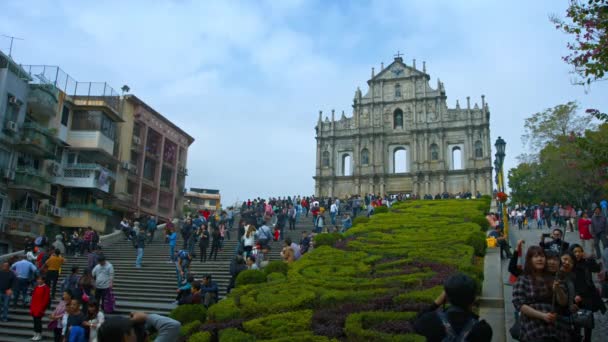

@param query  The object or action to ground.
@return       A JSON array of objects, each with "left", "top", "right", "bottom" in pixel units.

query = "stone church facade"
[{"left": 314, "top": 56, "right": 493, "bottom": 198}]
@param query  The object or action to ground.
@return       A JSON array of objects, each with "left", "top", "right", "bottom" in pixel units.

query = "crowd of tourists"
[
  {"left": 487, "top": 202, "right": 608, "bottom": 342},
  {"left": 1, "top": 234, "right": 117, "bottom": 341}
]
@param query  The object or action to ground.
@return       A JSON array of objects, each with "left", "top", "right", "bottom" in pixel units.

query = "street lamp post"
[{"left": 494, "top": 136, "right": 508, "bottom": 237}]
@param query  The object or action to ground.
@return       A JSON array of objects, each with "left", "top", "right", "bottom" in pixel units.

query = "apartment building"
[
  {"left": 0, "top": 51, "right": 36, "bottom": 254},
  {"left": 112, "top": 95, "right": 194, "bottom": 223},
  {"left": 184, "top": 188, "right": 221, "bottom": 213},
  {"left": 0, "top": 56, "right": 194, "bottom": 252}
]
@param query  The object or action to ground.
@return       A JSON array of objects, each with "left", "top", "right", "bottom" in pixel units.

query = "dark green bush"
[
  {"left": 267, "top": 272, "right": 287, "bottom": 282},
  {"left": 180, "top": 320, "right": 201, "bottom": 336},
  {"left": 236, "top": 269, "right": 267, "bottom": 287},
  {"left": 353, "top": 216, "right": 369, "bottom": 225},
  {"left": 374, "top": 205, "right": 389, "bottom": 214},
  {"left": 206, "top": 298, "right": 241, "bottom": 321},
  {"left": 188, "top": 331, "right": 211, "bottom": 342},
  {"left": 344, "top": 311, "right": 423, "bottom": 341},
  {"left": 465, "top": 231, "right": 487, "bottom": 257},
  {"left": 313, "top": 233, "right": 343, "bottom": 248},
  {"left": 218, "top": 328, "right": 256, "bottom": 341},
  {"left": 264, "top": 260, "right": 289, "bottom": 276},
  {"left": 169, "top": 304, "right": 207, "bottom": 324},
  {"left": 243, "top": 310, "right": 312, "bottom": 339}
]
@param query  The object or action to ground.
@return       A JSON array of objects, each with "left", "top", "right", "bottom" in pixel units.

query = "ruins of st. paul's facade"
[{"left": 314, "top": 55, "right": 493, "bottom": 198}]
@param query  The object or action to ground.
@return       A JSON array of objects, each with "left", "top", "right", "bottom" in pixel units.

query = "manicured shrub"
[
  {"left": 267, "top": 272, "right": 286, "bottom": 282},
  {"left": 313, "top": 233, "right": 343, "bottom": 248},
  {"left": 393, "top": 286, "right": 443, "bottom": 304},
  {"left": 243, "top": 309, "right": 312, "bottom": 339},
  {"left": 352, "top": 216, "right": 369, "bottom": 225},
  {"left": 188, "top": 331, "right": 211, "bottom": 342},
  {"left": 206, "top": 297, "right": 241, "bottom": 321},
  {"left": 169, "top": 304, "right": 207, "bottom": 324},
  {"left": 344, "top": 311, "right": 423, "bottom": 342},
  {"left": 180, "top": 320, "right": 201, "bottom": 336},
  {"left": 374, "top": 205, "right": 389, "bottom": 214},
  {"left": 192, "top": 199, "right": 490, "bottom": 340},
  {"left": 264, "top": 260, "right": 289, "bottom": 276},
  {"left": 218, "top": 328, "right": 256, "bottom": 341},
  {"left": 235, "top": 269, "right": 267, "bottom": 287},
  {"left": 262, "top": 332, "right": 338, "bottom": 341},
  {"left": 466, "top": 231, "right": 487, "bottom": 256}
]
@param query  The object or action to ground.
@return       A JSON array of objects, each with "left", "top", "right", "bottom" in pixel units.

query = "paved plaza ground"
[{"left": 501, "top": 221, "right": 608, "bottom": 342}]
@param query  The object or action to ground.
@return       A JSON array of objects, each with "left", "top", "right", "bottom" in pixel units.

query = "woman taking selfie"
[{"left": 512, "top": 246, "right": 569, "bottom": 341}]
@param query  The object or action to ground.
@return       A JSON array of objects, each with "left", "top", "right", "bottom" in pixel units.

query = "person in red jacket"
[
  {"left": 30, "top": 275, "right": 50, "bottom": 341},
  {"left": 578, "top": 211, "right": 594, "bottom": 257}
]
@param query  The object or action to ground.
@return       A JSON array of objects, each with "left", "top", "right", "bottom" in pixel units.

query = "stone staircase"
[{"left": 0, "top": 217, "right": 313, "bottom": 341}]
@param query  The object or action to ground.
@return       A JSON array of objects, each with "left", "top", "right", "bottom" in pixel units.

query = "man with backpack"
[
  {"left": 414, "top": 273, "right": 492, "bottom": 341},
  {"left": 255, "top": 220, "right": 273, "bottom": 249}
]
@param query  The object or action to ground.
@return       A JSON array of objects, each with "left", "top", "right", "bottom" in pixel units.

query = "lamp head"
[{"left": 495, "top": 136, "right": 506, "bottom": 160}]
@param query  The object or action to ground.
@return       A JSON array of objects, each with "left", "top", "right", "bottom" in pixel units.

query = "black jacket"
[
  {"left": 0, "top": 270, "right": 16, "bottom": 292},
  {"left": 414, "top": 305, "right": 492, "bottom": 342}
]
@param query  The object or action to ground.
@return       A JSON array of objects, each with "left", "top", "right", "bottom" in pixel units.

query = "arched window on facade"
[
  {"left": 394, "top": 83, "right": 401, "bottom": 98},
  {"left": 474, "top": 140, "right": 483, "bottom": 158},
  {"left": 322, "top": 151, "right": 330, "bottom": 167},
  {"left": 393, "top": 148, "right": 408, "bottom": 173},
  {"left": 342, "top": 154, "right": 352, "bottom": 176},
  {"left": 452, "top": 146, "right": 463, "bottom": 170},
  {"left": 430, "top": 143, "right": 439, "bottom": 161},
  {"left": 393, "top": 109, "right": 403, "bottom": 129},
  {"left": 360, "top": 148, "right": 369, "bottom": 165}
]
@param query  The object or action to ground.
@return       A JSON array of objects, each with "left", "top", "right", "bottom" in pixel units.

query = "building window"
[
  {"left": 394, "top": 83, "right": 401, "bottom": 98},
  {"left": 474, "top": 140, "right": 483, "bottom": 158},
  {"left": 0, "top": 148, "right": 11, "bottom": 170},
  {"left": 430, "top": 144, "right": 439, "bottom": 161},
  {"left": 71, "top": 110, "right": 116, "bottom": 140},
  {"left": 322, "top": 151, "right": 330, "bottom": 167},
  {"left": 342, "top": 154, "right": 352, "bottom": 176},
  {"left": 393, "top": 148, "right": 408, "bottom": 173},
  {"left": 452, "top": 146, "right": 463, "bottom": 170},
  {"left": 61, "top": 105, "right": 70, "bottom": 126},
  {"left": 208, "top": 199, "right": 217, "bottom": 206},
  {"left": 143, "top": 158, "right": 156, "bottom": 182},
  {"left": 393, "top": 109, "right": 403, "bottom": 129},
  {"left": 360, "top": 148, "right": 369, "bottom": 165}
]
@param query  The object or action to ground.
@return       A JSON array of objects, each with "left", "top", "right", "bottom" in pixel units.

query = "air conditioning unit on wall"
[{"left": 3, "top": 121, "right": 18, "bottom": 133}]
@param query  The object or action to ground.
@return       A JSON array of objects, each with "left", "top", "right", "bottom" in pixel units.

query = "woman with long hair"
[
  {"left": 569, "top": 243, "right": 605, "bottom": 342},
  {"left": 242, "top": 224, "right": 256, "bottom": 258},
  {"left": 512, "top": 246, "right": 569, "bottom": 341}
]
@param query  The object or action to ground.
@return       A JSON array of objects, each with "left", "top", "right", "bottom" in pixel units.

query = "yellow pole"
[{"left": 498, "top": 169, "right": 509, "bottom": 239}]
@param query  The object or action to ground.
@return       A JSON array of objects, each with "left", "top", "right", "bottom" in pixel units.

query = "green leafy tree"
[
  {"left": 552, "top": 0, "right": 608, "bottom": 85},
  {"left": 508, "top": 162, "right": 543, "bottom": 205},
  {"left": 522, "top": 101, "right": 593, "bottom": 154}
]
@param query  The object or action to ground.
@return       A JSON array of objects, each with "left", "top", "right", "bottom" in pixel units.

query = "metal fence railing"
[{"left": 20, "top": 65, "right": 120, "bottom": 115}]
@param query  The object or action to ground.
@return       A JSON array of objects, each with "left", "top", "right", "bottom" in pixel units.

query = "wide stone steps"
[{"left": 0, "top": 218, "right": 311, "bottom": 340}]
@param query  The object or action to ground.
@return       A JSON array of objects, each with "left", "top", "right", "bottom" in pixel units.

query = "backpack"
[{"left": 437, "top": 312, "right": 477, "bottom": 342}]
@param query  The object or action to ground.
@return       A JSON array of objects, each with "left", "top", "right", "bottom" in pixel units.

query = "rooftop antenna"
[{"left": 1, "top": 34, "right": 24, "bottom": 57}]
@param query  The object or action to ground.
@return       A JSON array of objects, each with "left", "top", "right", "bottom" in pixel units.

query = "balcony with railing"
[
  {"left": 54, "top": 163, "right": 115, "bottom": 193},
  {"left": 27, "top": 83, "right": 59, "bottom": 119},
  {"left": 14, "top": 122, "right": 58, "bottom": 159},
  {"left": 21, "top": 65, "right": 122, "bottom": 120},
  {"left": 8, "top": 167, "right": 51, "bottom": 196},
  {"left": 3, "top": 210, "right": 51, "bottom": 225}
]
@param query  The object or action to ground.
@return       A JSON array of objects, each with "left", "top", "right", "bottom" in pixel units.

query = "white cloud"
[{"left": 2, "top": 0, "right": 607, "bottom": 203}]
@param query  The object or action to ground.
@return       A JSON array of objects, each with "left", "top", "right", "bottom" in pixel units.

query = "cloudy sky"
[{"left": 2, "top": 0, "right": 607, "bottom": 205}]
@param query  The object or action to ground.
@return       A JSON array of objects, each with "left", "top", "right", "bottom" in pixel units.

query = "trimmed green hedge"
[
  {"left": 264, "top": 260, "right": 289, "bottom": 276},
  {"left": 352, "top": 216, "right": 369, "bottom": 225},
  {"left": 374, "top": 205, "right": 389, "bottom": 214},
  {"left": 243, "top": 310, "right": 312, "bottom": 339},
  {"left": 313, "top": 232, "right": 343, "bottom": 248},
  {"left": 236, "top": 269, "right": 267, "bottom": 287},
  {"left": 344, "top": 311, "right": 423, "bottom": 342},
  {"left": 180, "top": 320, "right": 201, "bottom": 336},
  {"left": 188, "top": 331, "right": 211, "bottom": 342},
  {"left": 219, "top": 328, "right": 256, "bottom": 341},
  {"left": 169, "top": 304, "right": 206, "bottom": 324},
  {"left": 184, "top": 199, "right": 489, "bottom": 340}
]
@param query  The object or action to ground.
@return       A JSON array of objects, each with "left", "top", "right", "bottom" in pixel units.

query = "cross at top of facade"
[{"left": 394, "top": 51, "right": 403, "bottom": 59}]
